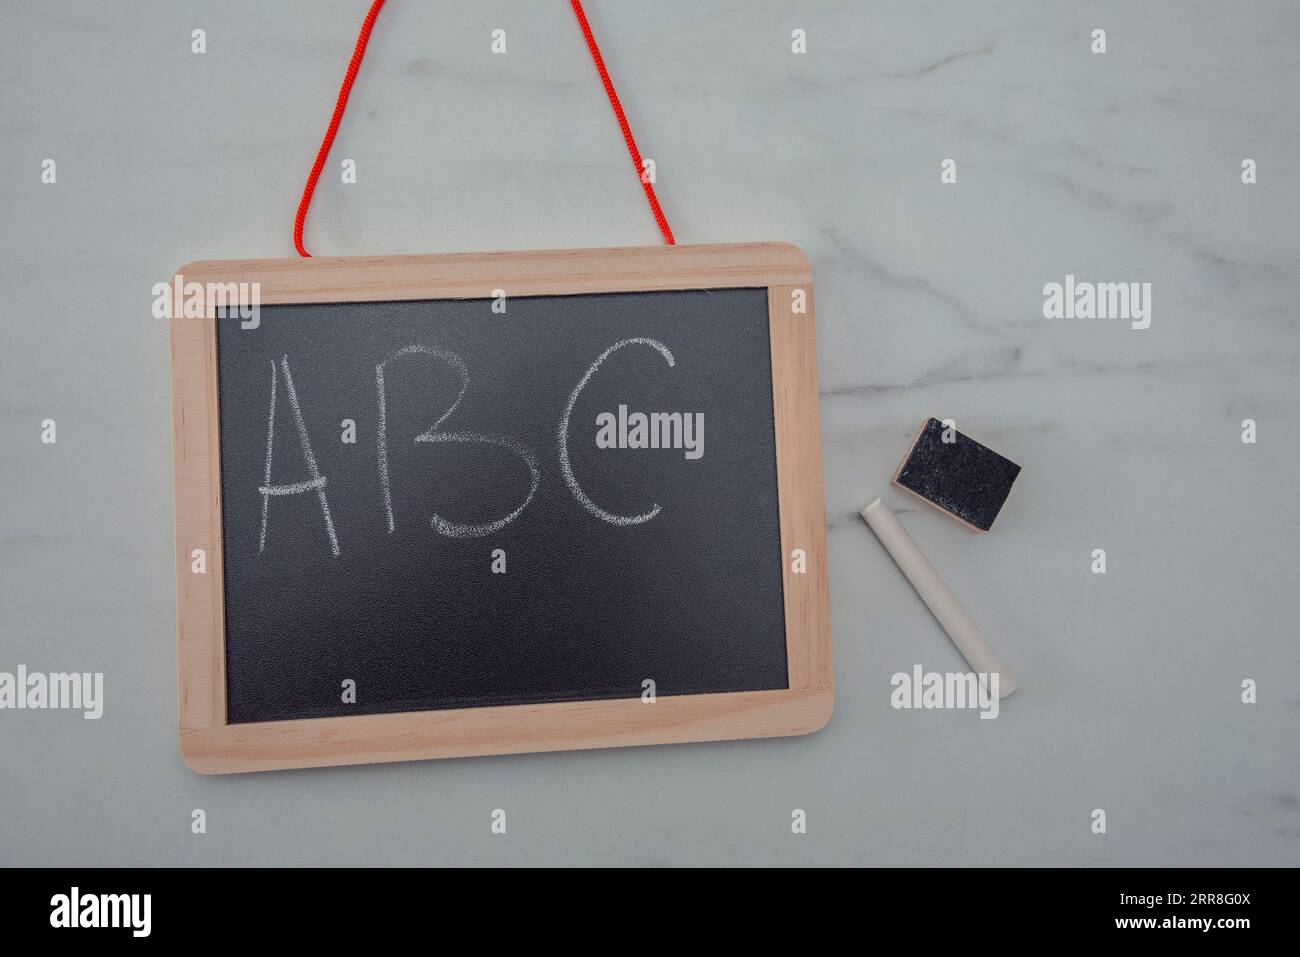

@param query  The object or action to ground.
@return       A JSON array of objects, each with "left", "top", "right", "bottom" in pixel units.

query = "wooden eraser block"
[{"left": 891, "top": 418, "right": 1021, "bottom": 532}]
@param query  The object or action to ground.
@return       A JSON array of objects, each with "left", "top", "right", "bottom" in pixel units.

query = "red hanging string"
[
  {"left": 294, "top": 0, "right": 387, "bottom": 257},
  {"left": 569, "top": 0, "right": 675, "bottom": 245},
  {"left": 293, "top": 0, "right": 675, "bottom": 257}
]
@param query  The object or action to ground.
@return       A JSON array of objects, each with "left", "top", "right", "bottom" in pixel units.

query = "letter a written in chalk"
[{"left": 259, "top": 356, "right": 341, "bottom": 556}]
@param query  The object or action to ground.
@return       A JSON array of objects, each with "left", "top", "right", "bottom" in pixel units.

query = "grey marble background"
[{"left": 2, "top": 0, "right": 1297, "bottom": 866}]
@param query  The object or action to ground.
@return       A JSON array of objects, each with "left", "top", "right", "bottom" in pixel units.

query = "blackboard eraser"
[{"left": 891, "top": 418, "right": 1022, "bottom": 532}]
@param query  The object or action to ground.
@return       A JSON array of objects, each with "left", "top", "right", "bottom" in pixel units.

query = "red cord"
[
  {"left": 294, "top": 0, "right": 675, "bottom": 256},
  {"left": 569, "top": 0, "right": 675, "bottom": 245},
  {"left": 294, "top": 0, "right": 387, "bottom": 257}
]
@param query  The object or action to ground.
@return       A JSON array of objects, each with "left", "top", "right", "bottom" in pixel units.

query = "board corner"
[
  {"left": 789, "top": 686, "right": 834, "bottom": 737},
  {"left": 762, "top": 241, "right": 813, "bottom": 283},
  {"left": 178, "top": 728, "right": 225, "bottom": 775}
]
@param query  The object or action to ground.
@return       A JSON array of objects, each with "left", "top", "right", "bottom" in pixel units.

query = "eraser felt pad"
[{"left": 893, "top": 418, "right": 1021, "bottom": 531}]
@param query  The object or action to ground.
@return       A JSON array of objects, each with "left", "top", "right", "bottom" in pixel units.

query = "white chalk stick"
[{"left": 861, "top": 497, "right": 1017, "bottom": 697}]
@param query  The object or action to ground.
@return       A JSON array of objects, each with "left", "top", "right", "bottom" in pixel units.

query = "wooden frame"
[{"left": 170, "top": 242, "right": 832, "bottom": 773}]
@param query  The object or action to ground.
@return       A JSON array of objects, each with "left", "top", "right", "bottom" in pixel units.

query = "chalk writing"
[
  {"left": 258, "top": 356, "right": 341, "bottom": 556},
  {"left": 375, "top": 345, "right": 469, "bottom": 534},
  {"left": 258, "top": 336, "right": 685, "bottom": 551},
  {"left": 378, "top": 345, "right": 540, "bottom": 539},
  {"left": 559, "top": 338, "right": 675, "bottom": 526}
]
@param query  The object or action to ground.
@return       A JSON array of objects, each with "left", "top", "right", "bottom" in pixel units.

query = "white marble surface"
[{"left": 1, "top": 0, "right": 1297, "bottom": 866}]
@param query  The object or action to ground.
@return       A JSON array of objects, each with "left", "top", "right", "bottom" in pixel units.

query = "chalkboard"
[
  {"left": 216, "top": 288, "right": 788, "bottom": 722},
  {"left": 171, "top": 244, "right": 832, "bottom": 772}
]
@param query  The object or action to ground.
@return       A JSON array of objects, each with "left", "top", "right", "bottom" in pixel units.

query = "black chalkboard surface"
[{"left": 216, "top": 288, "right": 788, "bottom": 723}]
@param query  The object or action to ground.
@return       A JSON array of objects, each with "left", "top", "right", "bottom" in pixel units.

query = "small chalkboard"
[{"left": 170, "top": 244, "right": 831, "bottom": 772}]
